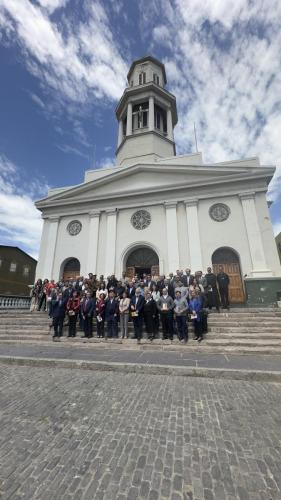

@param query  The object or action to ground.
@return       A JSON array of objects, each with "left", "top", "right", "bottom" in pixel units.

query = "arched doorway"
[
  {"left": 212, "top": 248, "right": 245, "bottom": 303},
  {"left": 62, "top": 258, "right": 80, "bottom": 281},
  {"left": 125, "top": 247, "right": 159, "bottom": 279}
]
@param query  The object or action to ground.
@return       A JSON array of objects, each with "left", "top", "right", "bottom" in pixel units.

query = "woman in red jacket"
[{"left": 66, "top": 290, "right": 80, "bottom": 337}]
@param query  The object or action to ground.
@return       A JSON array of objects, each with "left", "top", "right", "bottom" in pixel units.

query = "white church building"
[{"left": 35, "top": 56, "right": 281, "bottom": 304}]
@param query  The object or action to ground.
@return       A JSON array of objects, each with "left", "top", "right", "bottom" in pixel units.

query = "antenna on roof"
[
  {"left": 193, "top": 122, "right": 198, "bottom": 153},
  {"left": 93, "top": 144, "right": 96, "bottom": 169}
]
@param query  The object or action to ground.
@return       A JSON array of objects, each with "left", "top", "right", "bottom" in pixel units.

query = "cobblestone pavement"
[{"left": 1, "top": 365, "right": 281, "bottom": 500}]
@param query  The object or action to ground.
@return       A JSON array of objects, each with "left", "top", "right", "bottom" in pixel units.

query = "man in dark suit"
[
  {"left": 206, "top": 267, "right": 220, "bottom": 312},
  {"left": 130, "top": 287, "right": 145, "bottom": 343},
  {"left": 127, "top": 282, "right": 136, "bottom": 299},
  {"left": 52, "top": 292, "right": 67, "bottom": 340},
  {"left": 105, "top": 290, "right": 119, "bottom": 338},
  {"left": 156, "top": 276, "right": 165, "bottom": 294},
  {"left": 143, "top": 291, "right": 157, "bottom": 341},
  {"left": 182, "top": 268, "right": 194, "bottom": 287},
  {"left": 63, "top": 284, "right": 74, "bottom": 301},
  {"left": 216, "top": 265, "right": 230, "bottom": 309},
  {"left": 164, "top": 279, "right": 175, "bottom": 300},
  {"left": 107, "top": 274, "right": 118, "bottom": 292},
  {"left": 81, "top": 292, "right": 96, "bottom": 338}
]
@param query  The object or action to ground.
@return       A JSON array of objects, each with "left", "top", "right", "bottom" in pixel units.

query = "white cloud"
[
  {"left": 144, "top": 0, "right": 281, "bottom": 205},
  {"left": 37, "top": 0, "right": 69, "bottom": 14},
  {"left": 0, "top": 154, "right": 49, "bottom": 258},
  {"left": 96, "top": 156, "right": 116, "bottom": 169},
  {"left": 272, "top": 220, "right": 281, "bottom": 237},
  {"left": 0, "top": 0, "right": 128, "bottom": 105},
  {"left": 29, "top": 92, "right": 45, "bottom": 109},
  {"left": 56, "top": 143, "right": 89, "bottom": 159}
]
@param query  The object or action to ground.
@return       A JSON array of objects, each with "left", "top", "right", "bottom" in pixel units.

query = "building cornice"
[{"left": 38, "top": 187, "right": 268, "bottom": 220}]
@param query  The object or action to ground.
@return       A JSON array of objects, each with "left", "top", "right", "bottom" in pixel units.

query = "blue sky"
[{"left": 0, "top": 0, "right": 281, "bottom": 259}]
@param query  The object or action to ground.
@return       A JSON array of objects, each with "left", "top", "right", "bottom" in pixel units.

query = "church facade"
[{"left": 35, "top": 56, "right": 281, "bottom": 304}]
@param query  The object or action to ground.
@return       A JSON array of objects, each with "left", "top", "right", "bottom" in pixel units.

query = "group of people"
[{"left": 31, "top": 266, "right": 230, "bottom": 343}]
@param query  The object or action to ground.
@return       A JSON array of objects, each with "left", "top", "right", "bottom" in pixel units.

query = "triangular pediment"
[{"left": 35, "top": 162, "right": 275, "bottom": 209}]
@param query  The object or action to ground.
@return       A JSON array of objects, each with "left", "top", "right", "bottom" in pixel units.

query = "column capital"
[
  {"left": 239, "top": 191, "right": 255, "bottom": 201},
  {"left": 164, "top": 201, "right": 177, "bottom": 209},
  {"left": 184, "top": 198, "right": 198, "bottom": 207},
  {"left": 89, "top": 210, "right": 100, "bottom": 218},
  {"left": 105, "top": 208, "right": 117, "bottom": 216},
  {"left": 48, "top": 215, "right": 60, "bottom": 222}
]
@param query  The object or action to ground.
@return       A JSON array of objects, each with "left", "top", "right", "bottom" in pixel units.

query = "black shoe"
[{"left": 198, "top": 337, "right": 203, "bottom": 343}]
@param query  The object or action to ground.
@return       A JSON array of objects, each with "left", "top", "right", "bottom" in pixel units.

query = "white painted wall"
[
  {"left": 198, "top": 196, "right": 252, "bottom": 276},
  {"left": 115, "top": 204, "right": 168, "bottom": 276},
  {"left": 52, "top": 214, "right": 89, "bottom": 279}
]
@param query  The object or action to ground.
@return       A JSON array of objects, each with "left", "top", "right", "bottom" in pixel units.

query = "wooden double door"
[
  {"left": 62, "top": 258, "right": 80, "bottom": 281},
  {"left": 212, "top": 248, "right": 245, "bottom": 303},
  {"left": 126, "top": 265, "right": 159, "bottom": 280},
  {"left": 126, "top": 247, "right": 159, "bottom": 280}
]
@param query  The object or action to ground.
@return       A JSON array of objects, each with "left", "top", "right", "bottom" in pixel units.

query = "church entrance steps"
[
  {"left": 209, "top": 326, "right": 281, "bottom": 333},
  {"left": 1, "top": 307, "right": 281, "bottom": 355},
  {"left": 1, "top": 338, "right": 281, "bottom": 356}
]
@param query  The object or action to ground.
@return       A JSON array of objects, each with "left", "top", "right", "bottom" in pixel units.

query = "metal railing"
[{"left": 0, "top": 295, "right": 32, "bottom": 309}]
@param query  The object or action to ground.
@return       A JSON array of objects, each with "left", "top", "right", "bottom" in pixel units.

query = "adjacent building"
[
  {"left": 35, "top": 56, "right": 281, "bottom": 304},
  {"left": 0, "top": 246, "right": 37, "bottom": 296}
]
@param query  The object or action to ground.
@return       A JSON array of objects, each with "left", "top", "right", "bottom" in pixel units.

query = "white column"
[
  {"left": 126, "top": 102, "right": 132, "bottom": 136},
  {"left": 185, "top": 199, "right": 203, "bottom": 273},
  {"left": 118, "top": 120, "right": 123, "bottom": 147},
  {"left": 86, "top": 211, "right": 100, "bottom": 275},
  {"left": 35, "top": 217, "right": 48, "bottom": 280},
  {"left": 165, "top": 201, "right": 180, "bottom": 273},
  {"left": 149, "top": 96, "right": 154, "bottom": 131},
  {"left": 105, "top": 209, "right": 117, "bottom": 277},
  {"left": 167, "top": 107, "right": 173, "bottom": 141},
  {"left": 43, "top": 216, "right": 59, "bottom": 279},
  {"left": 239, "top": 192, "right": 272, "bottom": 277}
]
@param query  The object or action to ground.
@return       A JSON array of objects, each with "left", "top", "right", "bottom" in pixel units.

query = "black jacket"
[{"left": 217, "top": 272, "right": 230, "bottom": 289}]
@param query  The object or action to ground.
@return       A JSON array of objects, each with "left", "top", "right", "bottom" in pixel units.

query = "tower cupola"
[{"left": 115, "top": 56, "right": 178, "bottom": 166}]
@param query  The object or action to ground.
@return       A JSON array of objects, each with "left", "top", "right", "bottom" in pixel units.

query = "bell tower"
[{"left": 115, "top": 56, "right": 178, "bottom": 167}]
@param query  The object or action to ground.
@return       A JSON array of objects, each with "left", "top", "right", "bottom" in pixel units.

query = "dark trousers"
[
  {"left": 193, "top": 319, "right": 203, "bottom": 339},
  {"left": 161, "top": 311, "right": 174, "bottom": 340},
  {"left": 133, "top": 315, "right": 143, "bottom": 340},
  {"left": 97, "top": 319, "right": 105, "bottom": 337},
  {"left": 144, "top": 313, "right": 155, "bottom": 339},
  {"left": 83, "top": 315, "right": 93, "bottom": 338},
  {"left": 202, "top": 310, "right": 208, "bottom": 334},
  {"left": 176, "top": 315, "right": 188, "bottom": 341},
  {"left": 68, "top": 314, "right": 78, "bottom": 337},
  {"left": 219, "top": 287, "right": 229, "bottom": 308},
  {"left": 208, "top": 288, "right": 220, "bottom": 310},
  {"left": 38, "top": 293, "right": 46, "bottom": 311},
  {"left": 53, "top": 316, "right": 64, "bottom": 337},
  {"left": 107, "top": 317, "right": 118, "bottom": 338}
]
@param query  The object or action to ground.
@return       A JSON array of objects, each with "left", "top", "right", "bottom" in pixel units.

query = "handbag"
[{"left": 131, "top": 311, "right": 139, "bottom": 317}]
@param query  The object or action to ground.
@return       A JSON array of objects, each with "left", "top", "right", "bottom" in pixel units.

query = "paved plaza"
[{"left": 0, "top": 364, "right": 281, "bottom": 500}]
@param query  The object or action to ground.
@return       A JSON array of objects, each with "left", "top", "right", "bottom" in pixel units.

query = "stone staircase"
[{"left": 0, "top": 308, "right": 281, "bottom": 354}]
